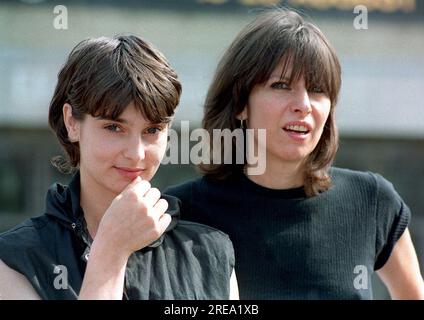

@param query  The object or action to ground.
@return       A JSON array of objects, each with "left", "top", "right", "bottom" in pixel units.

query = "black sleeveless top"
[{"left": 0, "top": 172, "right": 235, "bottom": 299}]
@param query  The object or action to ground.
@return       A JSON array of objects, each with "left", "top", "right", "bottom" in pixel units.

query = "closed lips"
[{"left": 115, "top": 167, "right": 145, "bottom": 172}]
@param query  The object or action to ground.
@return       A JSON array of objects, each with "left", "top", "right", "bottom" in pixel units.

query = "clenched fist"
[{"left": 95, "top": 177, "right": 172, "bottom": 258}]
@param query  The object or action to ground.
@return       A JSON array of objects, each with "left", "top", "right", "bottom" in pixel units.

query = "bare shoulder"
[{"left": 0, "top": 259, "right": 41, "bottom": 300}]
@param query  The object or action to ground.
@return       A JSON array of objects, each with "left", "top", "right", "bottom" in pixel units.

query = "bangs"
[
  {"left": 248, "top": 18, "right": 341, "bottom": 105},
  {"left": 281, "top": 29, "right": 341, "bottom": 103},
  {"left": 278, "top": 25, "right": 341, "bottom": 104},
  {"left": 88, "top": 74, "right": 176, "bottom": 125},
  {"left": 76, "top": 37, "right": 180, "bottom": 124}
]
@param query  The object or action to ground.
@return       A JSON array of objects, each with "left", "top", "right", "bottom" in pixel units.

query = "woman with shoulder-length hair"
[
  {"left": 165, "top": 8, "right": 424, "bottom": 299},
  {"left": 0, "top": 35, "right": 237, "bottom": 300}
]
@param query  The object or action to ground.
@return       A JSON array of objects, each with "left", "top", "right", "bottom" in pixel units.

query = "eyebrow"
[
  {"left": 269, "top": 75, "right": 291, "bottom": 82},
  {"left": 97, "top": 116, "right": 166, "bottom": 126},
  {"left": 97, "top": 116, "right": 130, "bottom": 124}
]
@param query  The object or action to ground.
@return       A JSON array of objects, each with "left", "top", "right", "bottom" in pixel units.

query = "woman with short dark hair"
[
  {"left": 165, "top": 9, "right": 424, "bottom": 299},
  {"left": 0, "top": 35, "right": 237, "bottom": 300}
]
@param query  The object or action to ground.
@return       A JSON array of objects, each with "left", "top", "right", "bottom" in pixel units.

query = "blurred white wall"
[{"left": 0, "top": 2, "right": 423, "bottom": 137}]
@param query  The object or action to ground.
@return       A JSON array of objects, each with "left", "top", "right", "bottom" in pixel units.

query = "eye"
[
  {"left": 309, "top": 86, "right": 324, "bottom": 94},
  {"left": 271, "top": 81, "right": 290, "bottom": 90},
  {"left": 144, "top": 126, "right": 163, "bottom": 135},
  {"left": 104, "top": 123, "right": 123, "bottom": 133}
]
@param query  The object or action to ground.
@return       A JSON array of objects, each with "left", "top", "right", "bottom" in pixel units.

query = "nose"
[
  {"left": 289, "top": 88, "right": 312, "bottom": 116},
  {"left": 123, "top": 134, "right": 145, "bottom": 161}
]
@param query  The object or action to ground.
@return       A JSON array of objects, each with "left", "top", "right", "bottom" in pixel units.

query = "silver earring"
[{"left": 240, "top": 119, "right": 245, "bottom": 129}]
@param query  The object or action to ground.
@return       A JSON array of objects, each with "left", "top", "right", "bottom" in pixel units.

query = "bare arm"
[
  {"left": 0, "top": 259, "right": 41, "bottom": 300},
  {"left": 78, "top": 240, "right": 129, "bottom": 300},
  {"left": 377, "top": 228, "right": 424, "bottom": 299}
]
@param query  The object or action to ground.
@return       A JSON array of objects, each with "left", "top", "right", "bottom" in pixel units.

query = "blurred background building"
[{"left": 0, "top": 0, "right": 423, "bottom": 299}]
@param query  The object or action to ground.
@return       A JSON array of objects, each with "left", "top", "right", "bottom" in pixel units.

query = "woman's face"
[
  {"left": 66, "top": 102, "right": 168, "bottom": 197},
  {"left": 242, "top": 60, "right": 331, "bottom": 167}
]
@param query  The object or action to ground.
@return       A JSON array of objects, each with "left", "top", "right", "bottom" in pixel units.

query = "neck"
[
  {"left": 246, "top": 159, "right": 305, "bottom": 190},
  {"left": 79, "top": 170, "right": 116, "bottom": 239}
]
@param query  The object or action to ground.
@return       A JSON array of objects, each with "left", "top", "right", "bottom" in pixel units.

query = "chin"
[
  {"left": 276, "top": 149, "right": 311, "bottom": 163},
  {"left": 140, "top": 170, "right": 154, "bottom": 181},
  {"left": 109, "top": 181, "right": 128, "bottom": 195}
]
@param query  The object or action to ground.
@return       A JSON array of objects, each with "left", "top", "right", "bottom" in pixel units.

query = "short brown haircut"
[
  {"left": 48, "top": 35, "right": 181, "bottom": 173},
  {"left": 198, "top": 8, "right": 342, "bottom": 196}
]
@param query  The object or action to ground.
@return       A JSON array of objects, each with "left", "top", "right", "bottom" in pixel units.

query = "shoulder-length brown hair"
[
  {"left": 48, "top": 35, "right": 181, "bottom": 173},
  {"left": 198, "top": 8, "right": 342, "bottom": 197}
]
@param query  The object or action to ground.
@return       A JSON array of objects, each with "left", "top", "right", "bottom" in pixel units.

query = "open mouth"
[{"left": 283, "top": 124, "right": 310, "bottom": 135}]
